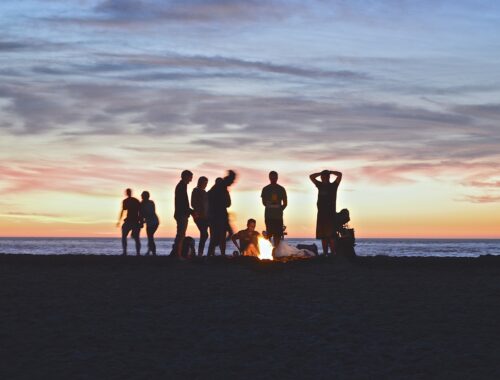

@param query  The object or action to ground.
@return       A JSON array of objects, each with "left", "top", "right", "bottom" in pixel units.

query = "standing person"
[
  {"left": 117, "top": 188, "right": 141, "bottom": 256},
  {"left": 310, "top": 170, "right": 342, "bottom": 256},
  {"left": 207, "top": 170, "right": 236, "bottom": 257},
  {"left": 231, "top": 219, "right": 260, "bottom": 257},
  {"left": 191, "top": 176, "right": 209, "bottom": 256},
  {"left": 261, "top": 171, "right": 287, "bottom": 249},
  {"left": 172, "top": 170, "right": 194, "bottom": 258},
  {"left": 141, "top": 191, "right": 160, "bottom": 256}
]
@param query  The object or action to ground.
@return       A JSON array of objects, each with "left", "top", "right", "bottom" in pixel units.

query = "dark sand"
[{"left": 1, "top": 254, "right": 499, "bottom": 379}]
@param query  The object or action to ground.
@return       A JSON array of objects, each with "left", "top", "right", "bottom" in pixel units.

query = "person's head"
[
  {"left": 247, "top": 218, "right": 256, "bottom": 231},
  {"left": 269, "top": 171, "right": 278, "bottom": 184},
  {"left": 215, "top": 177, "right": 223, "bottom": 185},
  {"left": 125, "top": 188, "right": 132, "bottom": 197},
  {"left": 197, "top": 176, "right": 208, "bottom": 190},
  {"left": 320, "top": 170, "right": 330, "bottom": 183},
  {"left": 141, "top": 191, "right": 150, "bottom": 201},
  {"left": 181, "top": 170, "right": 193, "bottom": 184}
]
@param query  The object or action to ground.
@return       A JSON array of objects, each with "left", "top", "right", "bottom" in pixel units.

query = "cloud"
[
  {"left": 0, "top": 85, "right": 82, "bottom": 134},
  {"left": 0, "top": 155, "right": 169, "bottom": 195},
  {"left": 460, "top": 195, "right": 500, "bottom": 203},
  {"left": 47, "top": 0, "right": 305, "bottom": 28},
  {"left": 5, "top": 211, "right": 65, "bottom": 218},
  {"left": 28, "top": 52, "right": 368, "bottom": 82},
  {"left": 0, "top": 41, "right": 33, "bottom": 51},
  {"left": 0, "top": 38, "right": 71, "bottom": 53},
  {"left": 0, "top": 80, "right": 496, "bottom": 162},
  {"left": 453, "top": 103, "right": 500, "bottom": 120}
]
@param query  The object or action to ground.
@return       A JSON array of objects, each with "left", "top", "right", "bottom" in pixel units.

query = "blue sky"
[{"left": 1, "top": 0, "right": 500, "bottom": 237}]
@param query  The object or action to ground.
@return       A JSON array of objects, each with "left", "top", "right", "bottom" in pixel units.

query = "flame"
[{"left": 258, "top": 237, "right": 274, "bottom": 260}]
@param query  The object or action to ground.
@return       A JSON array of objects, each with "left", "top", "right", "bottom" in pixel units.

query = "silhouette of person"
[
  {"left": 172, "top": 170, "right": 194, "bottom": 258},
  {"left": 261, "top": 171, "right": 287, "bottom": 249},
  {"left": 141, "top": 191, "right": 160, "bottom": 256},
  {"left": 191, "top": 176, "right": 209, "bottom": 256},
  {"left": 310, "top": 170, "right": 342, "bottom": 256},
  {"left": 181, "top": 236, "right": 196, "bottom": 258},
  {"left": 231, "top": 218, "right": 260, "bottom": 257},
  {"left": 117, "top": 188, "right": 141, "bottom": 256},
  {"left": 207, "top": 170, "right": 236, "bottom": 257}
]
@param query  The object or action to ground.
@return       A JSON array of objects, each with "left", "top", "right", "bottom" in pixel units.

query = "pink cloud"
[
  {"left": 460, "top": 195, "right": 500, "bottom": 203},
  {"left": 0, "top": 156, "right": 174, "bottom": 196}
]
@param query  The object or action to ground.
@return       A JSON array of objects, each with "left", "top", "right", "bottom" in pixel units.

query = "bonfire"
[{"left": 257, "top": 237, "right": 274, "bottom": 261}]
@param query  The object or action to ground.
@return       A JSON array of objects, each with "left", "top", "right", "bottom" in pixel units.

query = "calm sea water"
[{"left": 0, "top": 238, "right": 499, "bottom": 257}]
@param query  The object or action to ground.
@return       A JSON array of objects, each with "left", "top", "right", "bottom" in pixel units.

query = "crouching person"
[{"left": 231, "top": 219, "right": 260, "bottom": 257}]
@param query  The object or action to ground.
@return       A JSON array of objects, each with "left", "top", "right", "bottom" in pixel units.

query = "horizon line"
[{"left": 1, "top": 236, "right": 500, "bottom": 240}]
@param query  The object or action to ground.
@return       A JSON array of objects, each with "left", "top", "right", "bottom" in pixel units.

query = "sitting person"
[
  {"left": 181, "top": 236, "right": 196, "bottom": 258},
  {"left": 231, "top": 219, "right": 260, "bottom": 257}
]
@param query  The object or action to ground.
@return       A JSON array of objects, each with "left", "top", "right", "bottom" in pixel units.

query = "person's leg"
[
  {"left": 146, "top": 224, "right": 158, "bottom": 255},
  {"left": 196, "top": 219, "right": 209, "bottom": 256},
  {"left": 321, "top": 239, "right": 329, "bottom": 256},
  {"left": 174, "top": 217, "right": 188, "bottom": 258},
  {"left": 246, "top": 243, "right": 259, "bottom": 257},
  {"left": 328, "top": 237, "right": 336, "bottom": 256},
  {"left": 219, "top": 228, "right": 227, "bottom": 256},
  {"left": 225, "top": 221, "right": 234, "bottom": 241},
  {"left": 144, "top": 225, "right": 151, "bottom": 255},
  {"left": 151, "top": 224, "right": 158, "bottom": 255},
  {"left": 207, "top": 224, "right": 216, "bottom": 257},
  {"left": 273, "top": 235, "right": 281, "bottom": 249},
  {"left": 132, "top": 226, "right": 141, "bottom": 255},
  {"left": 121, "top": 223, "right": 131, "bottom": 255}
]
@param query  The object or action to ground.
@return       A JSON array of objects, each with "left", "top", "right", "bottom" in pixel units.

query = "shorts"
[{"left": 265, "top": 217, "right": 283, "bottom": 236}]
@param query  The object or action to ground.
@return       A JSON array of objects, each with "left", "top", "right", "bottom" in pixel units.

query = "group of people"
[
  {"left": 117, "top": 169, "right": 342, "bottom": 257},
  {"left": 116, "top": 189, "right": 159, "bottom": 256}
]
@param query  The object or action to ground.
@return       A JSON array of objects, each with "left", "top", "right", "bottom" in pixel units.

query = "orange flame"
[{"left": 258, "top": 237, "right": 274, "bottom": 260}]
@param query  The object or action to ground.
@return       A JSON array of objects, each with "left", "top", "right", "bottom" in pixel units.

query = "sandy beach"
[{"left": 1, "top": 254, "right": 499, "bottom": 379}]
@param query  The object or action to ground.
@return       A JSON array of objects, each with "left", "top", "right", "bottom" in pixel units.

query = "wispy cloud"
[
  {"left": 460, "top": 195, "right": 500, "bottom": 204},
  {"left": 0, "top": 155, "right": 169, "bottom": 195},
  {"left": 45, "top": 0, "right": 305, "bottom": 28}
]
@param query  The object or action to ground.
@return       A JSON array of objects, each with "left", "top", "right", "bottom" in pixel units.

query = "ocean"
[{"left": 0, "top": 237, "right": 499, "bottom": 257}]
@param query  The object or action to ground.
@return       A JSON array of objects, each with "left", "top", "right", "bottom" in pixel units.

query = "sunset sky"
[{"left": 1, "top": 0, "right": 499, "bottom": 238}]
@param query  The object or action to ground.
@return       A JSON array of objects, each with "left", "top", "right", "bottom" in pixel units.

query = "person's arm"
[
  {"left": 185, "top": 188, "right": 194, "bottom": 216},
  {"left": 191, "top": 189, "right": 200, "bottom": 219},
  {"left": 261, "top": 188, "right": 267, "bottom": 207},
  {"left": 138, "top": 203, "right": 144, "bottom": 228},
  {"left": 116, "top": 201, "right": 124, "bottom": 227},
  {"left": 309, "top": 172, "right": 321, "bottom": 186},
  {"left": 116, "top": 209, "right": 124, "bottom": 227},
  {"left": 231, "top": 233, "right": 241, "bottom": 252},
  {"left": 223, "top": 170, "right": 236, "bottom": 187},
  {"left": 331, "top": 171, "right": 342, "bottom": 184},
  {"left": 282, "top": 188, "right": 288, "bottom": 211}
]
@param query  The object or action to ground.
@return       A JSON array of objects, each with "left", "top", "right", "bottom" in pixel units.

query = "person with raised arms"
[{"left": 310, "top": 170, "right": 342, "bottom": 256}]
